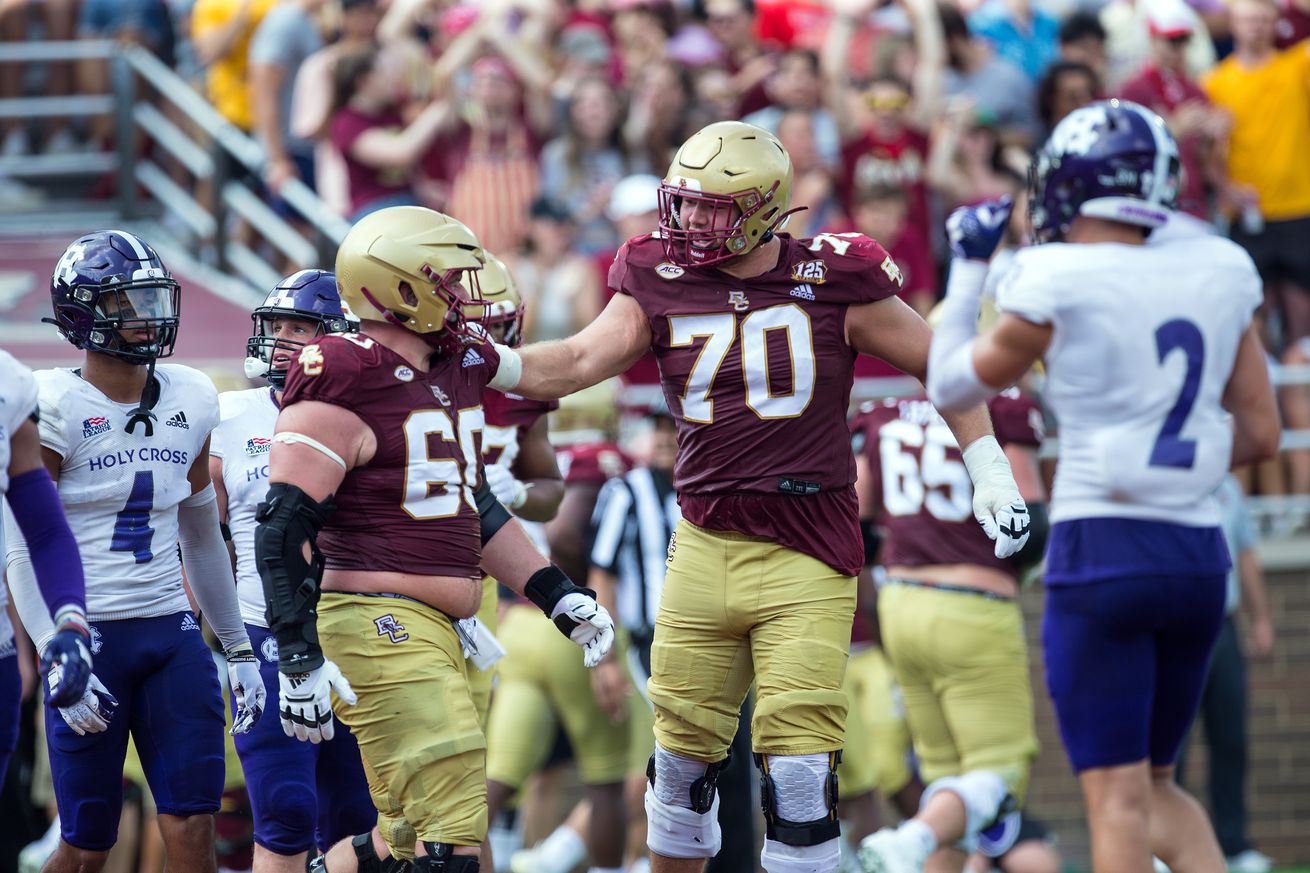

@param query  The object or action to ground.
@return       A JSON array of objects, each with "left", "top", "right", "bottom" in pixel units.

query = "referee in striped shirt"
[{"left": 587, "top": 409, "right": 756, "bottom": 873}]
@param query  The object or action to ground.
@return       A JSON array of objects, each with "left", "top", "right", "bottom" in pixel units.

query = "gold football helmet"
[
  {"left": 550, "top": 378, "right": 622, "bottom": 446},
  {"left": 658, "top": 120, "right": 796, "bottom": 268},
  {"left": 334, "top": 206, "right": 485, "bottom": 338},
  {"left": 470, "top": 252, "right": 525, "bottom": 347}
]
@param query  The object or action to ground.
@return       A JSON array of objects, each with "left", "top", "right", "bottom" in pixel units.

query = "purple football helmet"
[
  {"left": 1029, "top": 99, "right": 1181, "bottom": 242},
  {"left": 245, "top": 269, "right": 358, "bottom": 387},
  {"left": 47, "top": 230, "right": 181, "bottom": 364}
]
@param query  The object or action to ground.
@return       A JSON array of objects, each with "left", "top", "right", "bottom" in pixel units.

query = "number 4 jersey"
[
  {"left": 996, "top": 234, "right": 1261, "bottom": 527},
  {"left": 853, "top": 391, "right": 1042, "bottom": 574},
  {"left": 30, "top": 365, "right": 217, "bottom": 620},
  {"left": 610, "top": 231, "right": 902, "bottom": 576},
  {"left": 279, "top": 332, "right": 499, "bottom": 579}
]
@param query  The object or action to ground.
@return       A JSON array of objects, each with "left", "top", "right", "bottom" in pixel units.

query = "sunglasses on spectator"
[{"left": 865, "top": 93, "right": 911, "bottom": 110}]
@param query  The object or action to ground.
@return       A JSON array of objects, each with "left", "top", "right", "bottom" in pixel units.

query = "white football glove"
[
  {"left": 484, "top": 463, "right": 528, "bottom": 509},
  {"left": 551, "top": 593, "right": 616, "bottom": 668},
  {"left": 227, "top": 648, "right": 266, "bottom": 735},
  {"left": 55, "top": 672, "right": 118, "bottom": 736},
  {"left": 962, "top": 436, "right": 1031, "bottom": 559},
  {"left": 279, "top": 660, "right": 356, "bottom": 744}
]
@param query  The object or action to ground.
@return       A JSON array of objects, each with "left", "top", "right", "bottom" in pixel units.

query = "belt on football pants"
[{"left": 885, "top": 577, "right": 1014, "bottom": 602}]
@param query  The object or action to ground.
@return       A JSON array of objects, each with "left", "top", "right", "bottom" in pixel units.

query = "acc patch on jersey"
[
  {"left": 790, "top": 259, "right": 828, "bottom": 284},
  {"left": 654, "top": 262, "right": 685, "bottom": 280}
]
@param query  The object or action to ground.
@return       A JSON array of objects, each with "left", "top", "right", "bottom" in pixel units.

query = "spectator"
[
  {"left": 695, "top": 0, "right": 775, "bottom": 115},
  {"left": 1178, "top": 475, "right": 1277, "bottom": 873},
  {"left": 512, "top": 197, "right": 605, "bottom": 343},
  {"left": 926, "top": 100, "right": 1020, "bottom": 211},
  {"left": 539, "top": 76, "right": 644, "bottom": 255},
  {"left": 968, "top": 0, "right": 1062, "bottom": 81},
  {"left": 743, "top": 48, "right": 841, "bottom": 170},
  {"left": 825, "top": 0, "right": 943, "bottom": 256},
  {"left": 611, "top": 0, "right": 677, "bottom": 85},
  {"left": 849, "top": 183, "right": 937, "bottom": 316},
  {"left": 1203, "top": 0, "right": 1310, "bottom": 350},
  {"left": 191, "top": 0, "right": 276, "bottom": 132},
  {"left": 1278, "top": 0, "right": 1310, "bottom": 45},
  {"left": 1059, "top": 10, "right": 1108, "bottom": 79},
  {"left": 327, "top": 46, "right": 449, "bottom": 221},
  {"left": 1035, "top": 60, "right": 1101, "bottom": 142},
  {"left": 1118, "top": 1, "right": 1231, "bottom": 225},
  {"left": 776, "top": 109, "right": 840, "bottom": 237},
  {"left": 249, "top": 0, "right": 329, "bottom": 207},
  {"left": 1101, "top": 0, "right": 1216, "bottom": 89},
  {"left": 938, "top": 2, "right": 1040, "bottom": 144},
  {"left": 623, "top": 59, "right": 695, "bottom": 173},
  {"left": 70, "top": 0, "right": 171, "bottom": 149},
  {"left": 685, "top": 66, "right": 741, "bottom": 131}
]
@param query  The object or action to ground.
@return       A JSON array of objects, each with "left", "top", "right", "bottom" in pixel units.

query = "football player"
[
  {"left": 486, "top": 120, "right": 1028, "bottom": 873},
  {"left": 211, "top": 270, "right": 376, "bottom": 873},
  {"left": 926, "top": 100, "right": 1281, "bottom": 873},
  {"left": 851, "top": 381, "right": 1047, "bottom": 873},
  {"left": 470, "top": 252, "right": 564, "bottom": 724},
  {"left": 4, "top": 230, "right": 265, "bottom": 873},
  {"left": 485, "top": 381, "right": 632, "bottom": 873},
  {"left": 0, "top": 347, "right": 91, "bottom": 784},
  {"left": 254, "top": 207, "right": 614, "bottom": 873}
]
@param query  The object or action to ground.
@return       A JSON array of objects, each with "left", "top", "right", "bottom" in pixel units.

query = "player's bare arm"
[
  {"left": 1223, "top": 323, "right": 1281, "bottom": 468},
  {"left": 505, "top": 416, "right": 564, "bottom": 522},
  {"left": 974, "top": 315, "right": 1054, "bottom": 395},
  {"left": 267, "top": 400, "right": 375, "bottom": 500},
  {"left": 495, "top": 294, "right": 652, "bottom": 400}
]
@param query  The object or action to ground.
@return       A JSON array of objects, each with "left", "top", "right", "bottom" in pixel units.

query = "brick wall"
[{"left": 1019, "top": 565, "right": 1310, "bottom": 870}]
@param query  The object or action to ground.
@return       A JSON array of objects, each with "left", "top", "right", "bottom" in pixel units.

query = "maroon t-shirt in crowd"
[
  {"left": 611, "top": 231, "right": 903, "bottom": 576},
  {"left": 1117, "top": 66, "right": 1212, "bottom": 219},
  {"left": 557, "top": 441, "right": 633, "bottom": 486},
  {"left": 840, "top": 128, "right": 931, "bottom": 248},
  {"left": 481, "top": 389, "right": 558, "bottom": 477},
  {"left": 329, "top": 107, "right": 412, "bottom": 217},
  {"left": 1278, "top": 2, "right": 1310, "bottom": 47},
  {"left": 281, "top": 332, "right": 500, "bottom": 578},
  {"left": 852, "top": 390, "right": 1042, "bottom": 577}
]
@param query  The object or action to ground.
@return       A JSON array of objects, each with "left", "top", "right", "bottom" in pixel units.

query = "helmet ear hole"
[{"left": 398, "top": 281, "right": 418, "bottom": 307}]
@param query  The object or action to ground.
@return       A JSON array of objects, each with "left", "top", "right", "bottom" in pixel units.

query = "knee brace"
[
  {"left": 412, "top": 843, "right": 480, "bottom": 873},
  {"left": 755, "top": 753, "right": 841, "bottom": 847},
  {"left": 307, "top": 834, "right": 412, "bottom": 873},
  {"left": 920, "top": 771, "right": 1013, "bottom": 846},
  {"left": 644, "top": 745, "right": 727, "bottom": 859}
]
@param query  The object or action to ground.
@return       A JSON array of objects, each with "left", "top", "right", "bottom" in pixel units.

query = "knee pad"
[
  {"left": 412, "top": 843, "right": 480, "bottom": 873},
  {"left": 920, "top": 771, "right": 1012, "bottom": 841},
  {"left": 755, "top": 753, "right": 841, "bottom": 847},
  {"left": 644, "top": 745, "right": 726, "bottom": 859},
  {"left": 322, "top": 832, "right": 412, "bottom": 873}
]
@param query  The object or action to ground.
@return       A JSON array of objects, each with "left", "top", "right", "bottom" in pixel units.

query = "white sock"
[
  {"left": 535, "top": 825, "right": 587, "bottom": 873},
  {"left": 489, "top": 820, "right": 522, "bottom": 873},
  {"left": 588, "top": 867, "right": 625, "bottom": 873},
  {"left": 900, "top": 819, "right": 938, "bottom": 858}
]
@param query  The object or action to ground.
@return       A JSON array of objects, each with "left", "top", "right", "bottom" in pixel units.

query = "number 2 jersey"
[
  {"left": 20, "top": 365, "right": 217, "bottom": 621},
  {"left": 279, "top": 333, "right": 500, "bottom": 579},
  {"left": 996, "top": 234, "right": 1261, "bottom": 528},
  {"left": 852, "top": 391, "right": 1042, "bottom": 575},
  {"left": 610, "top": 231, "right": 902, "bottom": 576}
]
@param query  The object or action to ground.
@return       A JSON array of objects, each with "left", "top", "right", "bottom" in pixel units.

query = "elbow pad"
[
  {"left": 475, "top": 478, "right": 514, "bottom": 546},
  {"left": 255, "top": 483, "right": 334, "bottom": 674}
]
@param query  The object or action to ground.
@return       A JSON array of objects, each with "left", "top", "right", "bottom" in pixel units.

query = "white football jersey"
[
  {"left": 31, "top": 365, "right": 218, "bottom": 620},
  {"left": 997, "top": 235, "right": 1261, "bottom": 526},
  {"left": 0, "top": 349, "right": 40, "bottom": 617},
  {"left": 210, "top": 387, "right": 278, "bottom": 627}
]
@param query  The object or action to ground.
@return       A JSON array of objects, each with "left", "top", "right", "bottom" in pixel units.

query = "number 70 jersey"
[{"left": 995, "top": 234, "right": 1262, "bottom": 527}]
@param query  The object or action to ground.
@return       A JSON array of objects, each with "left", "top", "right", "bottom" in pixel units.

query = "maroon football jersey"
[
  {"left": 853, "top": 390, "right": 1042, "bottom": 576},
  {"left": 557, "top": 441, "right": 632, "bottom": 486},
  {"left": 280, "top": 332, "right": 500, "bottom": 578},
  {"left": 610, "top": 231, "right": 903, "bottom": 576},
  {"left": 481, "top": 389, "right": 558, "bottom": 479}
]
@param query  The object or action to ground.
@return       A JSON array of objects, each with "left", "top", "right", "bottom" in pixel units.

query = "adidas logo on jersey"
[
  {"left": 462, "top": 348, "right": 485, "bottom": 368},
  {"left": 166, "top": 411, "right": 190, "bottom": 429},
  {"left": 180, "top": 614, "right": 201, "bottom": 632},
  {"left": 790, "top": 284, "right": 816, "bottom": 301},
  {"left": 82, "top": 416, "right": 111, "bottom": 438},
  {"left": 245, "top": 436, "right": 271, "bottom": 455}
]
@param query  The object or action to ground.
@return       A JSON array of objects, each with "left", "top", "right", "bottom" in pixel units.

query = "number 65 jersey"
[
  {"left": 996, "top": 234, "right": 1262, "bottom": 527},
  {"left": 29, "top": 365, "right": 218, "bottom": 620},
  {"left": 611, "top": 231, "right": 902, "bottom": 577}
]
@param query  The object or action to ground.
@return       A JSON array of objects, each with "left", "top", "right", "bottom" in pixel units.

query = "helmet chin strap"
[{"left": 125, "top": 357, "right": 161, "bottom": 436}]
